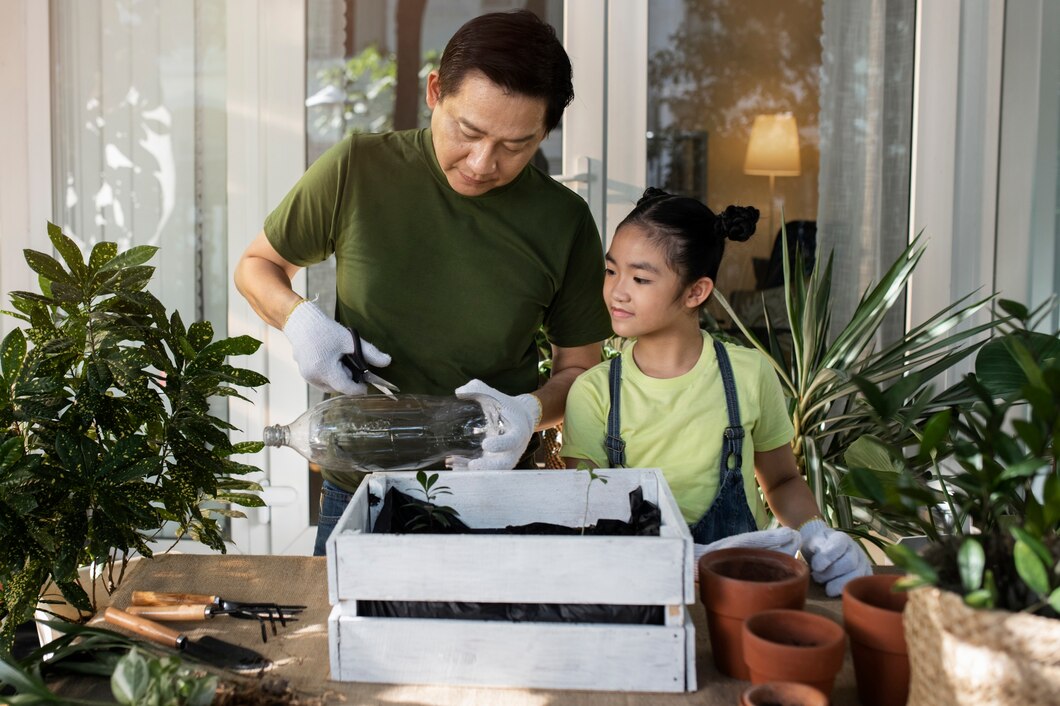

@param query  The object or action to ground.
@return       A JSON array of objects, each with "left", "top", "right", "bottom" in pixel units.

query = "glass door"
[{"left": 564, "top": 0, "right": 916, "bottom": 345}]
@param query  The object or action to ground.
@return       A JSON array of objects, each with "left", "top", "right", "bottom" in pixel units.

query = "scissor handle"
[{"left": 341, "top": 327, "right": 368, "bottom": 383}]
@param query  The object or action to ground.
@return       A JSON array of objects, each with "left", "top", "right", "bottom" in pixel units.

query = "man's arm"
[
  {"left": 533, "top": 342, "right": 602, "bottom": 429},
  {"left": 233, "top": 230, "right": 305, "bottom": 329}
]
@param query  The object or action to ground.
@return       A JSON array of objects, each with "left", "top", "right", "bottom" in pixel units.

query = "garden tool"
[
  {"left": 103, "top": 607, "right": 270, "bottom": 673},
  {"left": 124, "top": 602, "right": 285, "bottom": 643},
  {"left": 131, "top": 591, "right": 305, "bottom": 633},
  {"left": 341, "top": 326, "right": 399, "bottom": 399}
]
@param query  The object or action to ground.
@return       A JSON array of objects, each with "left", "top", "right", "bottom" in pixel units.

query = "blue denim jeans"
[{"left": 313, "top": 480, "right": 354, "bottom": 556}]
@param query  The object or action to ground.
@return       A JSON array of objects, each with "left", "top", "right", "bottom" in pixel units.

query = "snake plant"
[{"left": 715, "top": 230, "right": 1014, "bottom": 548}]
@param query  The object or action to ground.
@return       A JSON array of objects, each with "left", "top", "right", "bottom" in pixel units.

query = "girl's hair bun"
[
  {"left": 637, "top": 186, "right": 672, "bottom": 207},
  {"left": 714, "top": 204, "right": 760, "bottom": 242}
]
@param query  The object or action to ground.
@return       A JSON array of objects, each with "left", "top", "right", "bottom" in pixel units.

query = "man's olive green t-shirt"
[{"left": 264, "top": 129, "right": 612, "bottom": 486}]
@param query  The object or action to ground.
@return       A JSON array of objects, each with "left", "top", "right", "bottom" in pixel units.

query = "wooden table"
[{"left": 93, "top": 554, "right": 862, "bottom": 705}]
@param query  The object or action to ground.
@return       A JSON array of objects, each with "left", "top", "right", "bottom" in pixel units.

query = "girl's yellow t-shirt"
[{"left": 562, "top": 332, "right": 794, "bottom": 526}]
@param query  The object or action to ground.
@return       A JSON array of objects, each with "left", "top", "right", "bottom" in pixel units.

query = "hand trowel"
[{"left": 103, "top": 607, "right": 270, "bottom": 673}]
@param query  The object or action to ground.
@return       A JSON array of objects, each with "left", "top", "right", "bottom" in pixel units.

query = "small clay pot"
[
  {"left": 742, "top": 609, "right": 846, "bottom": 696},
  {"left": 842, "top": 573, "right": 909, "bottom": 706},
  {"left": 740, "top": 681, "right": 830, "bottom": 706},
  {"left": 698, "top": 548, "right": 810, "bottom": 680}
]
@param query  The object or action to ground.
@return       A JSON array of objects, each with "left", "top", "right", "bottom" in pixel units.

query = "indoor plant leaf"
[
  {"left": 1013, "top": 540, "right": 1050, "bottom": 597},
  {"left": 958, "top": 537, "right": 986, "bottom": 593}
]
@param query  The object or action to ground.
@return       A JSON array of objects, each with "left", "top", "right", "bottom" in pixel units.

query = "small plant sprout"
[
  {"left": 577, "top": 461, "right": 609, "bottom": 535},
  {"left": 404, "top": 470, "right": 461, "bottom": 531}
]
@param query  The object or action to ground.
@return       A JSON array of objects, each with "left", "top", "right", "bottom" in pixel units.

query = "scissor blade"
[{"left": 365, "top": 371, "right": 399, "bottom": 398}]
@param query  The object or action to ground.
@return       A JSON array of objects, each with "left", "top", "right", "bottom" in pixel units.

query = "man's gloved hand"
[
  {"left": 692, "top": 528, "right": 801, "bottom": 580},
  {"left": 799, "top": 518, "right": 872, "bottom": 597},
  {"left": 282, "top": 300, "right": 391, "bottom": 396},
  {"left": 453, "top": 379, "right": 541, "bottom": 471}
]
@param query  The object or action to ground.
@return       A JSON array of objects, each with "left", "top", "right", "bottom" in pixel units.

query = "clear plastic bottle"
[{"left": 262, "top": 394, "right": 502, "bottom": 473}]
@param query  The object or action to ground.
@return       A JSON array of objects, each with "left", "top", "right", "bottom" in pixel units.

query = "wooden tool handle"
[
  {"left": 125, "top": 604, "right": 211, "bottom": 621},
  {"left": 132, "top": 591, "right": 217, "bottom": 606},
  {"left": 103, "top": 607, "right": 183, "bottom": 648}
]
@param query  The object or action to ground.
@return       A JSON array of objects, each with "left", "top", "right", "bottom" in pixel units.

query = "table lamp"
[{"left": 744, "top": 113, "right": 801, "bottom": 242}]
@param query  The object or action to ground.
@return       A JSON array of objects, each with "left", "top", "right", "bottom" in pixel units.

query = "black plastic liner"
[{"left": 358, "top": 485, "right": 664, "bottom": 625}]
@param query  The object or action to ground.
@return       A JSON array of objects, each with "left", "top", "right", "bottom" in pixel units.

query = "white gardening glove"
[
  {"left": 282, "top": 300, "right": 391, "bottom": 396},
  {"left": 692, "top": 528, "right": 801, "bottom": 580},
  {"left": 452, "top": 379, "right": 541, "bottom": 471},
  {"left": 799, "top": 519, "right": 872, "bottom": 597}
]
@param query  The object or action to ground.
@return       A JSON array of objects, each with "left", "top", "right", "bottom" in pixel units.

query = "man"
[{"left": 234, "top": 11, "right": 612, "bottom": 555}]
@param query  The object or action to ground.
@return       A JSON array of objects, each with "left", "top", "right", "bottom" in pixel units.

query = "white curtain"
[
  {"left": 50, "top": 0, "right": 228, "bottom": 327},
  {"left": 817, "top": 0, "right": 915, "bottom": 343}
]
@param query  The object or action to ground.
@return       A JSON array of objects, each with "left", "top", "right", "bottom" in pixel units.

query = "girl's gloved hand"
[
  {"left": 798, "top": 518, "right": 872, "bottom": 597},
  {"left": 453, "top": 379, "right": 541, "bottom": 471},
  {"left": 283, "top": 300, "right": 390, "bottom": 396},
  {"left": 692, "top": 527, "right": 801, "bottom": 580}
]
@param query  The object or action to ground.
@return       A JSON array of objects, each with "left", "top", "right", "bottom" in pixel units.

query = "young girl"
[{"left": 562, "top": 188, "right": 869, "bottom": 596}]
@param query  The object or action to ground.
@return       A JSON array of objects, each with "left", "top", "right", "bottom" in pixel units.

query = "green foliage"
[
  {"left": 311, "top": 45, "right": 439, "bottom": 137},
  {"left": 0, "top": 623, "right": 216, "bottom": 705},
  {"left": 111, "top": 648, "right": 217, "bottom": 706},
  {"left": 0, "top": 224, "right": 268, "bottom": 653},
  {"left": 403, "top": 470, "right": 460, "bottom": 531},
  {"left": 715, "top": 230, "right": 1012, "bottom": 547},
  {"left": 850, "top": 310, "right": 1060, "bottom": 616}
]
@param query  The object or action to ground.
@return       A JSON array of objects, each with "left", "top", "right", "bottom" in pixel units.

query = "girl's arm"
[
  {"left": 754, "top": 444, "right": 822, "bottom": 528},
  {"left": 563, "top": 457, "right": 596, "bottom": 469}
]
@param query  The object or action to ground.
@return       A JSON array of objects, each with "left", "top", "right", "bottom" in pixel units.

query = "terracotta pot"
[
  {"left": 740, "top": 681, "right": 830, "bottom": 706},
  {"left": 842, "top": 573, "right": 909, "bottom": 706},
  {"left": 742, "top": 609, "right": 846, "bottom": 696},
  {"left": 698, "top": 548, "right": 809, "bottom": 680}
]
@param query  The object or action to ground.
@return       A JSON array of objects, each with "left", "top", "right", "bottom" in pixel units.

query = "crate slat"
[{"left": 329, "top": 607, "right": 695, "bottom": 692}]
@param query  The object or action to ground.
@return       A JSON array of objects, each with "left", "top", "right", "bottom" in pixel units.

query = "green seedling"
[
  {"left": 404, "top": 470, "right": 461, "bottom": 531},
  {"left": 577, "top": 461, "right": 609, "bottom": 535}
]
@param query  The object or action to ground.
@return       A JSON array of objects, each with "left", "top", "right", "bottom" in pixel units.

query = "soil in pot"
[
  {"left": 740, "top": 681, "right": 830, "bottom": 706},
  {"left": 359, "top": 486, "right": 664, "bottom": 625},
  {"left": 742, "top": 609, "right": 846, "bottom": 697},
  {"left": 842, "top": 573, "right": 909, "bottom": 706},
  {"left": 697, "top": 547, "right": 810, "bottom": 680}
]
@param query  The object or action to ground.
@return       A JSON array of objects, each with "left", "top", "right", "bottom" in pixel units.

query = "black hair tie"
[{"left": 716, "top": 205, "right": 759, "bottom": 242}]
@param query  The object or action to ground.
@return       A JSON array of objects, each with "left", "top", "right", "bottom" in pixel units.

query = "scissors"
[{"left": 341, "top": 327, "right": 400, "bottom": 399}]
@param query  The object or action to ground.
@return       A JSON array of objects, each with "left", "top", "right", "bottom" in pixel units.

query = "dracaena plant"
[
  {"left": 714, "top": 231, "right": 1011, "bottom": 547},
  {"left": 0, "top": 223, "right": 268, "bottom": 652},
  {"left": 844, "top": 306, "right": 1060, "bottom": 616}
]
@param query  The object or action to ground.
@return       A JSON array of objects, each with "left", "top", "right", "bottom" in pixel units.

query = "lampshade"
[{"left": 744, "top": 113, "right": 801, "bottom": 177}]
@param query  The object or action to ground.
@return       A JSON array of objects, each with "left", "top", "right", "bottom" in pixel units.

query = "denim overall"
[{"left": 605, "top": 339, "right": 758, "bottom": 544}]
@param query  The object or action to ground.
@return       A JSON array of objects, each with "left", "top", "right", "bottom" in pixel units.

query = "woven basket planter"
[{"left": 905, "top": 586, "right": 1060, "bottom": 706}]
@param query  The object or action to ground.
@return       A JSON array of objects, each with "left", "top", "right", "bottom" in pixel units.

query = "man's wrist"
[{"left": 282, "top": 297, "right": 309, "bottom": 330}]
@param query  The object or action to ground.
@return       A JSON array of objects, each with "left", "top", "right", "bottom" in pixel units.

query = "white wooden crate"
[{"left": 325, "top": 468, "right": 696, "bottom": 692}]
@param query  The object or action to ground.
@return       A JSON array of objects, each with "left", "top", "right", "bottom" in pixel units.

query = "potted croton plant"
[
  {"left": 0, "top": 224, "right": 268, "bottom": 654},
  {"left": 844, "top": 301, "right": 1060, "bottom": 706}
]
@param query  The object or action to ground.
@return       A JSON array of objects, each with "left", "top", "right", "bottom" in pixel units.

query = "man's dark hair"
[{"left": 437, "top": 10, "right": 574, "bottom": 134}]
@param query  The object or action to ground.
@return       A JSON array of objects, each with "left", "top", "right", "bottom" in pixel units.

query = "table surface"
[{"left": 87, "top": 554, "right": 863, "bottom": 705}]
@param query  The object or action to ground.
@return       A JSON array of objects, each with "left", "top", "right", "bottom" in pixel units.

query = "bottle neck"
[{"left": 262, "top": 424, "right": 290, "bottom": 447}]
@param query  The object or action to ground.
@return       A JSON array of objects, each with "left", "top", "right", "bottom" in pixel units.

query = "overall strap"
[
  {"left": 713, "top": 339, "right": 745, "bottom": 472},
  {"left": 604, "top": 356, "right": 627, "bottom": 467}
]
